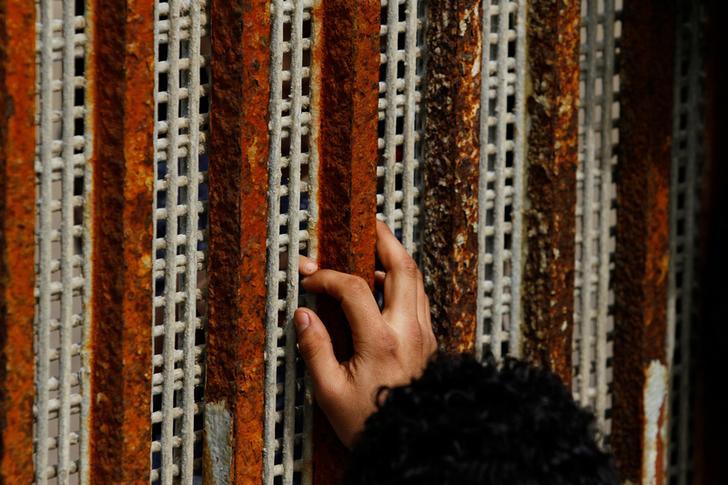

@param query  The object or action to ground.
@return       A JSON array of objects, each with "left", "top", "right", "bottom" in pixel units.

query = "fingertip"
[
  {"left": 294, "top": 308, "right": 311, "bottom": 333},
  {"left": 299, "top": 255, "right": 319, "bottom": 275}
]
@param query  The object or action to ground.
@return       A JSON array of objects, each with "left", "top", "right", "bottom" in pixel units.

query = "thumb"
[{"left": 294, "top": 308, "right": 344, "bottom": 393}]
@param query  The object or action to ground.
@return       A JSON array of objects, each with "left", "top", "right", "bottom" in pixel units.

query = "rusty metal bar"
[
  {"left": 611, "top": 1, "right": 675, "bottom": 483},
  {"left": 86, "top": 0, "right": 156, "bottom": 481},
  {"left": 0, "top": 0, "right": 36, "bottom": 482},
  {"left": 204, "top": 0, "right": 270, "bottom": 483},
  {"left": 422, "top": 0, "right": 482, "bottom": 354},
  {"left": 312, "top": 0, "right": 380, "bottom": 482},
  {"left": 667, "top": 0, "right": 705, "bottom": 482},
  {"left": 520, "top": 0, "right": 580, "bottom": 383}
]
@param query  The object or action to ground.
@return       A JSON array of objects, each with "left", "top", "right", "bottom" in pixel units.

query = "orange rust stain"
[
  {"left": 205, "top": 0, "right": 271, "bottom": 483},
  {"left": 0, "top": 0, "right": 37, "bottom": 481},
  {"left": 422, "top": 0, "right": 482, "bottom": 355},
  {"left": 610, "top": 0, "right": 675, "bottom": 481},
  {"left": 521, "top": 0, "right": 580, "bottom": 384},
  {"left": 313, "top": 0, "right": 380, "bottom": 482},
  {"left": 87, "top": 0, "right": 156, "bottom": 481}
]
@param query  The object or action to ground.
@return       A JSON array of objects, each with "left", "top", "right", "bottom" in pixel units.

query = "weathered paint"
[
  {"left": 87, "top": 0, "right": 156, "bottom": 480},
  {"left": 204, "top": 401, "right": 233, "bottom": 485},
  {"left": 643, "top": 361, "right": 667, "bottom": 485},
  {"left": 313, "top": 0, "right": 380, "bottom": 482},
  {"left": 520, "top": 0, "right": 580, "bottom": 383},
  {"left": 205, "top": 0, "right": 271, "bottom": 483},
  {"left": 611, "top": 1, "right": 674, "bottom": 482},
  {"left": 0, "top": 0, "right": 36, "bottom": 481},
  {"left": 422, "top": 0, "right": 482, "bottom": 354}
]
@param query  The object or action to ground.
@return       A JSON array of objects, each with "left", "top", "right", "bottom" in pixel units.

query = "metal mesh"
[
  {"left": 377, "top": 0, "right": 425, "bottom": 255},
  {"left": 33, "top": 0, "right": 90, "bottom": 483},
  {"left": 667, "top": 1, "right": 705, "bottom": 482},
  {"left": 475, "top": 0, "right": 526, "bottom": 361},
  {"left": 572, "top": 0, "right": 621, "bottom": 438},
  {"left": 263, "top": 1, "right": 316, "bottom": 483},
  {"left": 150, "top": 0, "right": 210, "bottom": 482}
]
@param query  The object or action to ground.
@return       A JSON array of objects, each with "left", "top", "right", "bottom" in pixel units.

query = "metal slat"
[
  {"left": 475, "top": 0, "right": 526, "bottom": 362},
  {"left": 151, "top": 1, "right": 210, "bottom": 483},
  {"left": 264, "top": 1, "right": 317, "bottom": 483},
  {"left": 572, "top": 0, "right": 619, "bottom": 438}
]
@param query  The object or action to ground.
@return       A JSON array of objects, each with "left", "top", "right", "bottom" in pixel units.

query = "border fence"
[{"left": 0, "top": 0, "right": 715, "bottom": 483}]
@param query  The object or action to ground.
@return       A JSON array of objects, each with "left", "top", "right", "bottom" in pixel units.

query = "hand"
[{"left": 294, "top": 220, "right": 437, "bottom": 448}]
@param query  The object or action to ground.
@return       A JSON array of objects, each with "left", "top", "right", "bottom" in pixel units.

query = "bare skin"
[{"left": 294, "top": 220, "right": 437, "bottom": 448}]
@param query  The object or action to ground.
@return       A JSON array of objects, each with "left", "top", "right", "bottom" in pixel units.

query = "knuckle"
[
  {"left": 396, "top": 256, "right": 419, "bottom": 278},
  {"left": 346, "top": 275, "right": 370, "bottom": 295}
]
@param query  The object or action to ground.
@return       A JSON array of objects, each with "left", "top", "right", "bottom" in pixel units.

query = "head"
[{"left": 344, "top": 353, "right": 618, "bottom": 485}]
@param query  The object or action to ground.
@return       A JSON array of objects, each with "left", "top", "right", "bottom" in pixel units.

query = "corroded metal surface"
[
  {"left": 87, "top": 0, "right": 155, "bottom": 480},
  {"left": 611, "top": 1, "right": 675, "bottom": 483},
  {"left": 313, "top": 0, "right": 380, "bottom": 482},
  {"left": 0, "top": 0, "right": 36, "bottom": 481},
  {"left": 520, "top": 0, "right": 580, "bottom": 383},
  {"left": 204, "top": 0, "right": 271, "bottom": 483},
  {"left": 422, "top": 0, "right": 482, "bottom": 354}
]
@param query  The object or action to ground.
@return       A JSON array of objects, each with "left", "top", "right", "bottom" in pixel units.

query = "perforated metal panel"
[
  {"left": 572, "top": 0, "right": 621, "bottom": 437},
  {"left": 151, "top": 0, "right": 210, "bottom": 482},
  {"left": 377, "top": 0, "right": 425, "bottom": 254},
  {"left": 263, "top": 1, "right": 317, "bottom": 483},
  {"left": 475, "top": 0, "right": 526, "bottom": 361},
  {"left": 667, "top": 1, "right": 704, "bottom": 482},
  {"left": 34, "top": 0, "right": 90, "bottom": 483}
]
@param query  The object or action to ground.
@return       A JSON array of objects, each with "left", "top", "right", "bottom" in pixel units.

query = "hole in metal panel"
[
  {"left": 33, "top": 0, "right": 90, "bottom": 483},
  {"left": 264, "top": 1, "right": 317, "bottom": 483},
  {"left": 572, "top": 0, "right": 621, "bottom": 442},
  {"left": 150, "top": 0, "right": 210, "bottom": 482},
  {"left": 475, "top": 0, "right": 526, "bottom": 362}
]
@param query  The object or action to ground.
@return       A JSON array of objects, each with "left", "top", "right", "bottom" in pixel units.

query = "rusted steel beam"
[
  {"left": 422, "top": 0, "right": 482, "bottom": 354},
  {"left": 86, "top": 0, "right": 155, "bottom": 481},
  {"left": 204, "top": 0, "right": 271, "bottom": 483},
  {"left": 520, "top": 0, "right": 580, "bottom": 383},
  {"left": 611, "top": 1, "right": 675, "bottom": 483},
  {"left": 0, "top": 0, "right": 36, "bottom": 481},
  {"left": 312, "top": 0, "right": 380, "bottom": 482}
]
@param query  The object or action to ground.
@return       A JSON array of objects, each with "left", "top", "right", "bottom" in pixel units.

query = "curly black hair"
[{"left": 344, "top": 353, "right": 618, "bottom": 485}]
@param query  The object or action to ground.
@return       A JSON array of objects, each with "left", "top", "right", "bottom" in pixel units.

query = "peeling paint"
[
  {"left": 642, "top": 361, "right": 667, "bottom": 485},
  {"left": 204, "top": 401, "right": 233, "bottom": 485}
]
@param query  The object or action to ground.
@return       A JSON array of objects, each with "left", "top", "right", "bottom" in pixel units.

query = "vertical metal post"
[
  {"left": 422, "top": 0, "right": 482, "bottom": 354},
  {"left": 86, "top": 0, "right": 156, "bottom": 480},
  {"left": 0, "top": 0, "right": 36, "bottom": 482},
  {"left": 520, "top": 0, "right": 580, "bottom": 383},
  {"left": 204, "top": 0, "right": 271, "bottom": 483},
  {"left": 611, "top": 1, "right": 675, "bottom": 483},
  {"left": 313, "top": 0, "right": 380, "bottom": 482}
]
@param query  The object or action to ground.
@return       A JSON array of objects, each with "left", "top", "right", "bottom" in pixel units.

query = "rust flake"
[
  {"left": 422, "top": 0, "right": 482, "bottom": 354},
  {"left": 204, "top": 0, "right": 272, "bottom": 483},
  {"left": 520, "top": 0, "right": 580, "bottom": 383},
  {"left": 0, "top": 0, "right": 37, "bottom": 481}
]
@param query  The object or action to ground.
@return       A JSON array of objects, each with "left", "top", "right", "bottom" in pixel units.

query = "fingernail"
[
  {"left": 294, "top": 311, "right": 310, "bottom": 333},
  {"left": 303, "top": 261, "right": 318, "bottom": 274}
]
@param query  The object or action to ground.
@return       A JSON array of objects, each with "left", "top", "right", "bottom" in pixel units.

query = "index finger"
[{"left": 376, "top": 220, "right": 418, "bottom": 319}]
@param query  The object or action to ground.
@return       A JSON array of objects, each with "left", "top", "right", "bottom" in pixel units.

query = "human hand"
[{"left": 294, "top": 220, "right": 437, "bottom": 448}]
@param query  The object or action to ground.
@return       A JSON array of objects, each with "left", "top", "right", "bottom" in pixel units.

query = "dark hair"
[{"left": 344, "top": 353, "right": 618, "bottom": 485}]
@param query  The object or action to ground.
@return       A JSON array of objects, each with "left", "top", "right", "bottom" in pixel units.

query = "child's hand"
[{"left": 294, "top": 220, "right": 437, "bottom": 448}]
